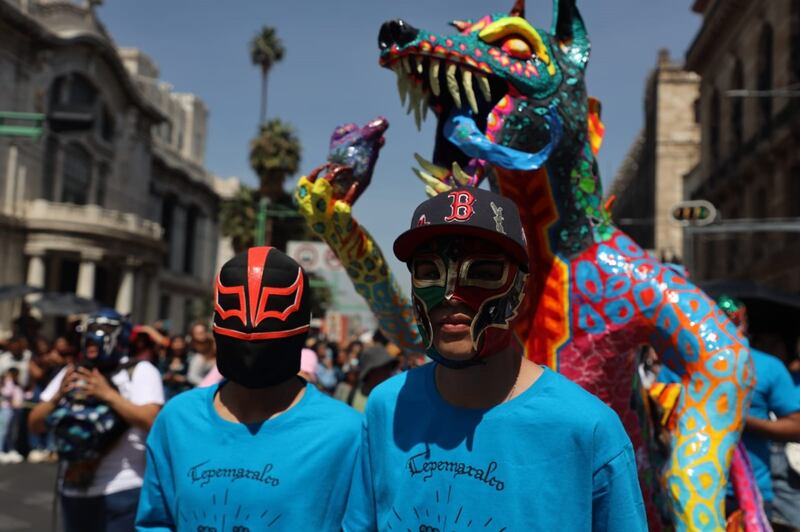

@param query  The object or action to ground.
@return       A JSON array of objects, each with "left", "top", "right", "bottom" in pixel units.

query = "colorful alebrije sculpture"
[{"left": 295, "top": 1, "right": 755, "bottom": 529}]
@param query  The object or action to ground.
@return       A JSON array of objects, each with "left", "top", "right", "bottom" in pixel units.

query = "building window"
[
  {"left": 183, "top": 205, "right": 198, "bottom": 275},
  {"left": 730, "top": 60, "right": 744, "bottom": 150},
  {"left": 99, "top": 104, "right": 115, "bottom": 143},
  {"left": 160, "top": 194, "right": 176, "bottom": 267},
  {"left": 96, "top": 162, "right": 109, "bottom": 207},
  {"left": 58, "top": 257, "right": 79, "bottom": 293},
  {"left": 709, "top": 89, "right": 720, "bottom": 165},
  {"left": 42, "top": 137, "right": 58, "bottom": 201},
  {"left": 158, "top": 294, "right": 171, "bottom": 321},
  {"left": 48, "top": 73, "right": 98, "bottom": 133},
  {"left": 61, "top": 143, "right": 91, "bottom": 205},
  {"left": 757, "top": 24, "right": 773, "bottom": 132}
]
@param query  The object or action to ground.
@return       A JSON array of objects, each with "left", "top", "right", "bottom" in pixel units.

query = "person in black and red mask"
[{"left": 137, "top": 247, "right": 362, "bottom": 531}]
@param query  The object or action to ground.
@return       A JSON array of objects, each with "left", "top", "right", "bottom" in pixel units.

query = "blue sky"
[{"left": 98, "top": 0, "right": 701, "bottom": 295}]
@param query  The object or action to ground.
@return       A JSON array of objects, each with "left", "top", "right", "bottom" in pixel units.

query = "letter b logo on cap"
[{"left": 444, "top": 190, "right": 476, "bottom": 222}]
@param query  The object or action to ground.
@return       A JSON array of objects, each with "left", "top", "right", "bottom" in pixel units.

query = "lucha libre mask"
[
  {"left": 213, "top": 247, "right": 311, "bottom": 388},
  {"left": 411, "top": 237, "right": 527, "bottom": 369},
  {"left": 81, "top": 308, "right": 131, "bottom": 369}
]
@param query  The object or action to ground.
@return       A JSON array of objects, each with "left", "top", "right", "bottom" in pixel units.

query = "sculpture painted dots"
[{"left": 295, "top": 0, "right": 756, "bottom": 529}]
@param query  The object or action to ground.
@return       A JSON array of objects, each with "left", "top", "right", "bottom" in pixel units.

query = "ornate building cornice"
[{"left": 685, "top": 0, "right": 749, "bottom": 72}]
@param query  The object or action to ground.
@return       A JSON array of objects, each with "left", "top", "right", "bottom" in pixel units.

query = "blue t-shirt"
[
  {"left": 343, "top": 364, "right": 647, "bottom": 531},
  {"left": 739, "top": 349, "right": 800, "bottom": 502},
  {"left": 136, "top": 381, "right": 362, "bottom": 531}
]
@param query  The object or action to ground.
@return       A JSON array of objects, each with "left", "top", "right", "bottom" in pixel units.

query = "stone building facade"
[
  {"left": 683, "top": 0, "right": 800, "bottom": 292},
  {"left": 0, "top": 0, "right": 219, "bottom": 336},
  {"left": 609, "top": 50, "right": 701, "bottom": 262}
]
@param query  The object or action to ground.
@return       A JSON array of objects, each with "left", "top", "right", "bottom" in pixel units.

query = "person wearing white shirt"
[{"left": 29, "top": 310, "right": 163, "bottom": 532}]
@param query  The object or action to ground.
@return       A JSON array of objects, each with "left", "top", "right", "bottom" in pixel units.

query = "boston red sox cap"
[{"left": 393, "top": 187, "right": 528, "bottom": 268}]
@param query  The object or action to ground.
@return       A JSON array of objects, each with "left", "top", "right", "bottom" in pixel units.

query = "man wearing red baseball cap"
[
  {"left": 343, "top": 188, "right": 646, "bottom": 531},
  {"left": 137, "top": 247, "right": 361, "bottom": 531}
]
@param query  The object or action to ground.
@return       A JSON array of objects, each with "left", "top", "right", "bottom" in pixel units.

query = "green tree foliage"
[
  {"left": 249, "top": 118, "right": 301, "bottom": 201},
  {"left": 249, "top": 26, "right": 285, "bottom": 125},
  {"left": 219, "top": 185, "right": 258, "bottom": 254},
  {"left": 307, "top": 272, "right": 333, "bottom": 320}
]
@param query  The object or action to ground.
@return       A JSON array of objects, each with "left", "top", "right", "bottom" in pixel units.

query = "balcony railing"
[{"left": 23, "top": 199, "right": 163, "bottom": 241}]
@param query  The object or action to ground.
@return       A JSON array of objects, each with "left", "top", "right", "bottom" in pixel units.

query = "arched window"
[
  {"left": 99, "top": 104, "right": 115, "bottom": 142},
  {"left": 42, "top": 137, "right": 58, "bottom": 201},
  {"left": 730, "top": 59, "right": 744, "bottom": 149},
  {"left": 49, "top": 72, "right": 97, "bottom": 108},
  {"left": 61, "top": 143, "right": 91, "bottom": 205},
  {"left": 95, "top": 162, "right": 109, "bottom": 207},
  {"left": 757, "top": 24, "right": 773, "bottom": 131},
  {"left": 48, "top": 73, "right": 98, "bottom": 133},
  {"left": 709, "top": 89, "right": 720, "bottom": 165}
]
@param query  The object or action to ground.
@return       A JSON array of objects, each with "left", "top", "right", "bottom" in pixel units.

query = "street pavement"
[{"left": 0, "top": 462, "right": 58, "bottom": 531}]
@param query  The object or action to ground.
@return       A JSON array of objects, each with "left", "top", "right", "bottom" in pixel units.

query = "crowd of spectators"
[
  {"left": 0, "top": 313, "right": 425, "bottom": 465},
  {"left": 302, "top": 330, "right": 426, "bottom": 412}
]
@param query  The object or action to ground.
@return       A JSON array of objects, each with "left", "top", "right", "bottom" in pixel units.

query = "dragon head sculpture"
[{"left": 378, "top": 0, "right": 591, "bottom": 193}]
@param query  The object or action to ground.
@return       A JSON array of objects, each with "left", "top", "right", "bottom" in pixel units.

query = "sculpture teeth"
[
  {"left": 395, "top": 68, "right": 409, "bottom": 106},
  {"left": 451, "top": 162, "right": 473, "bottom": 186},
  {"left": 414, "top": 94, "right": 422, "bottom": 131},
  {"left": 461, "top": 69, "right": 479, "bottom": 115},
  {"left": 413, "top": 153, "right": 448, "bottom": 179},
  {"left": 413, "top": 168, "right": 450, "bottom": 193},
  {"left": 445, "top": 63, "right": 461, "bottom": 109},
  {"left": 407, "top": 84, "right": 419, "bottom": 116},
  {"left": 477, "top": 74, "right": 491, "bottom": 102},
  {"left": 429, "top": 59, "right": 441, "bottom": 97},
  {"left": 416, "top": 58, "right": 424, "bottom": 75},
  {"left": 402, "top": 56, "right": 411, "bottom": 73}
]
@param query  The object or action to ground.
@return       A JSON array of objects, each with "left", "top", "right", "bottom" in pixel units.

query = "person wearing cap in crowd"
[
  {"left": 661, "top": 296, "right": 800, "bottom": 527},
  {"left": 352, "top": 345, "right": 399, "bottom": 412},
  {"left": 136, "top": 247, "right": 362, "bottom": 531},
  {"left": 335, "top": 344, "right": 399, "bottom": 413},
  {"left": 343, "top": 188, "right": 646, "bottom": 531}
]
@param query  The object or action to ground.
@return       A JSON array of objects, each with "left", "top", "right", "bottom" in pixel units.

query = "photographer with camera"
[{"left": 29, "top": 309, "right": 164, "bottom": 532}]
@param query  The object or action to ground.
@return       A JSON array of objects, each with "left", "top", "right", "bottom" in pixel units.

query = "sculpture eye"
[
  {"left": 501, "top": 37, "right": 532, "bottom": 60},
  {"left": 478, "top": 17, "right": 556, "bottom": 75}
]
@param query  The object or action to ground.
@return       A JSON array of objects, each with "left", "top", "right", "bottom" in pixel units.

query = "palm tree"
[
  {"left": 249, "top": 118, "right": 301, "bottom": 201},
  {"left": 249, "top": 26, "right": 285, "bottom": 125},
  {"left": 219, "top": 185, "right": 258, "bottom": 254}
]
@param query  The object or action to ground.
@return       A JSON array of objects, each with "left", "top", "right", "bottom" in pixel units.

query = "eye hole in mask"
[
  {"left": 460, "top": 256, "right": 509, "bottom": 289},
  {"left": 412, "top": 255, "right": 446, "bottom": 287}
]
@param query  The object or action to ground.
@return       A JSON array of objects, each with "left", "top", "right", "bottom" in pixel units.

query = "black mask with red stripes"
[{"left": 213, "top": 247, "right": 311, "bottom": 388}]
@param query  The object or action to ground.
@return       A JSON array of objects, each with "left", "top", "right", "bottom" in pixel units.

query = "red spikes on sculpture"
[{"left": 510, "top": 0, "right": 525, "bottom": 17}]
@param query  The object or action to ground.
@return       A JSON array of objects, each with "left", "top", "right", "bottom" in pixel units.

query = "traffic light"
[{"left": 671, "top": 200, "right": 717, "bottom": 226}]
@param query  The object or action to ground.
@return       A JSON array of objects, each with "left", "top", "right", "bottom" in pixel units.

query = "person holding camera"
[{"left": 29, "top": 309, "right": 164, "bottom": 532}]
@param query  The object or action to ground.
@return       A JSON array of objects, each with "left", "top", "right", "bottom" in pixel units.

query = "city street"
[{"left": 0, "top": 463, "right": 58, "bottom": 531}]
